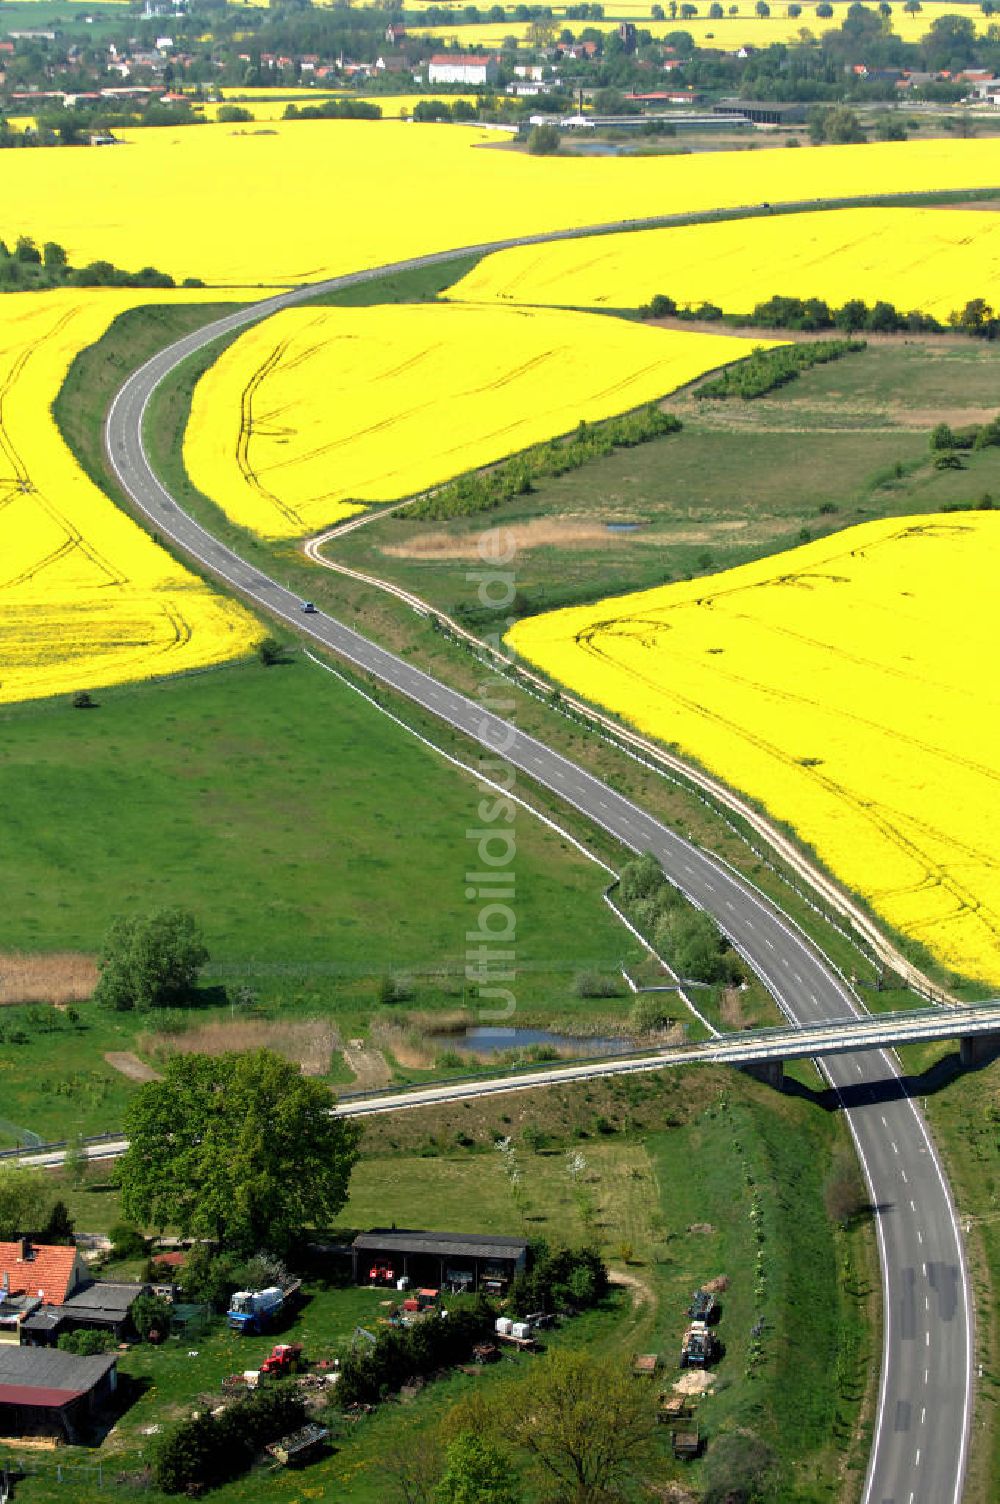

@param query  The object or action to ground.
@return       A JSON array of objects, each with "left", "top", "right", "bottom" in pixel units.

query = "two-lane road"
[{"left": 105, "top": 233, "right": 973, "bottom": 1504}]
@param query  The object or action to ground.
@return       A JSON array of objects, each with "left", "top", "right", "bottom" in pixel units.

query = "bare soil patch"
[
  {"left": 0, "top": 951, "right": 96, "bottom": 1005},
  {"left": 897, "top": 406, "right": 1000, "bottom": 429},
  {"left": 382, "top": 514, "right": 796, "bottom": 561},
  {"left": 342, "top": 1039, "right": 392, "bottom": 1089},
  {"left": 140, "top": 1018, "right": 341, "bottom": 1076},
  {"left": 720, "top": 987, "right": 748, "bottom": 1030},
  {"left": 383, "top": 517, "right": 633, "bottom": 559},
  {"left": 105, "top": 1051, "right": 162, "bottom": 1083}
]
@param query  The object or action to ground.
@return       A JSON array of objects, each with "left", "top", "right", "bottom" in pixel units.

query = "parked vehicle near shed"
[{"left": 227, "top": 1280, "right": 302, "bottom": 1335}]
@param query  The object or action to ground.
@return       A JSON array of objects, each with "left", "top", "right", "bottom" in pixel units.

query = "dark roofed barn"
[
  {"left": 0, "top": 1346, "right": 118, "bottom": 1442},
  {"left": 353, "top": 1229, "right": 529, "bottom": 1295},
  {"left": 20, "top": 1281, "right": 148, "bottom": 1346}
]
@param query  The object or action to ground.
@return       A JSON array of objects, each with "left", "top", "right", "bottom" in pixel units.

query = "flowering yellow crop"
[
  {"left": 205, "top": 94, "right": 480, "bottom": 120},
  {"left": 447, "top": 207, "right": 1000, "bottom": 322},
  {"left": 2, "top": 122, "right": 998, "bottom": 287},
  {"left": 412, "top": 0, "right": 995, "bottom": 46},
  {"left": 508, "top": 516, "right": 1000, "bottom": 984},
  {"left": 184, "top": 303, "right": 769, "bottom": 538},
  {"left": 0, "top": 290, "right": 261, "bottom": 707}
]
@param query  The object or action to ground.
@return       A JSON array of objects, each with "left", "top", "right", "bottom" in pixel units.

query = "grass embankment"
[
  {"left": 7, "top": 1069, "right": 877, "bottom": 1504},
  {"left": 0, "top": 657, "right": 637, "bottom": 1146}
]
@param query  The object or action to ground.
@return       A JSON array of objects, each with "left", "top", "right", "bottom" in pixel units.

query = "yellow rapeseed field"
[
  {"left": 507, "top": 515, "right": 1000, "bottom": 984},
  {"left": 447, "top": 206, "right": 1000, "bottom": 321},
  {"left": 2, "top": 123, "right": 998, "bottom": 286},
  {"left": 412, "top": 2, "right": 995, "bottom": 47},
  {"left": 0, "top": 290, "right": 262, "bottom": 706},
  {"left": 184, "top": 303, "right": 769, "bottom": 538}
]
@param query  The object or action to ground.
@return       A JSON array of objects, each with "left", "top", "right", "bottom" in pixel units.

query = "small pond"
[{"left": 427, "top": 1026, "right": 635, "bottom": 1057}]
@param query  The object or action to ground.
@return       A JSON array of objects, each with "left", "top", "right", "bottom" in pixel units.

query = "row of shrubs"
[
  {"left": 154, "top": 1386, "right": 306, "bottom": 1494},
  {"left": 406, "top": 407, "right": 681, "bottom": 520},
  {"left": 696, "top": 340, "right": 865, "bottom": 400},
  {"left": 641, "top": 291, "right": 997, "bottom": 338},
  {"left": 930, "top": 415, "right": 1000, "bottom": 453}
]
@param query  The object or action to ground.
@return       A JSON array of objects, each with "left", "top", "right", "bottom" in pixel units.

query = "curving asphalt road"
[{"left": 104, "top": 224, "right": 972, "bottom": 1504}]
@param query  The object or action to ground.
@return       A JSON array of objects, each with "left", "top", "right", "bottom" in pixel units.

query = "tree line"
[
  {"left": 641, "top": 290, "right": 999, "bottom": 338},
  {"left": 0, "top": 235, "right": 193, "bottom": 292},
  {"left": 696, "top": 340, "right": 865, "bottom": 400},
  {"left": 408, "top": 406, "right": 681, "bottom": 522}
]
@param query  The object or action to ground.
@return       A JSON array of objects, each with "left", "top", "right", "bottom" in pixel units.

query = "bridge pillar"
[
  {"left": 741, "top": 1058, "right": 784, "bottom": 1090},
  {"left": 959, "top": 1033, "right": 1000, "bottom": 1067}
]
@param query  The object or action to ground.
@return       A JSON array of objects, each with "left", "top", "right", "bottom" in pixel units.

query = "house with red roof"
[{"left": 0, "top": 1239, "right": 87, "bottom": 1311}]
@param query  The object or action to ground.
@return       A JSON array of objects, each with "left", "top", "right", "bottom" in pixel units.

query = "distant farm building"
[
  {"left": 353, "top": 1229, "right": 528, "bottom": 1294},
  {"left": 427, "top": 54, "right": 498, "bottom": 87}
]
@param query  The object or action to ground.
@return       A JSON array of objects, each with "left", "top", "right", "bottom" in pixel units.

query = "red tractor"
[
  {"left": 369, "top": 1264, "right": 395, "bottom": 1287},
  {"left": 260, "top": 1343, "right": 303, "bottom": 1378}
]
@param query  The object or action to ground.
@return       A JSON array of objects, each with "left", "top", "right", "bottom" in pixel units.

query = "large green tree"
[
  {"left": 451, "top": 1352, "right": 655, "bottom": 1504},
  {"left": 116, "top": 1049, "right": 361, "bottom": 1253},
  {"left": 0, "top": 1165, "right": 49, "bottom": 1239},
  {"left": 435, "top": 1433, "right": 521, "bottom": 1504},
  {"left": 94, "top": 908, "right": 209, "bottom": 1012}
]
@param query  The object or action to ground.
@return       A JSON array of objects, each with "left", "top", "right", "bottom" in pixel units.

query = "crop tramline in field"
[
  {"left": 0, "top": 290, "right": 261, "bottom": 706},
  {"left": 446, "top": 207, "right": 1000, "bottom": 323},
  {"left": 508, "top": 514, "right": 1000, "bottom": 985},
  {"left": 2, "top": 126, "right": 1000, "bottom": 288},
  {"left": 184, "top": 302, "right": 776, "bottom": 539}
]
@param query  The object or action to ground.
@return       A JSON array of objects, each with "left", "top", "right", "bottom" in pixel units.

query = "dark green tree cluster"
[
  {"left": 697, "top": 340, "right": 865, "bottom": 400},
  {"left": 0, "top": 236, "right": 179, "bottom": 293},
  {"left": 154, "top": 1385, "right": 306, "bottom": 1494},
  {"left": 618, "top": 853, "right": 742, "bottom": 983},
  {"left": 408, "top": 407, "right": 680, "bottom": 521},
  {"left": 337, "top": 1302, "right": 495, "bottom": 1407},
  {"left": 284, "top": 96, "right": 382, "bottom": 120},
  {"left": 508, "top": 1243, "right": 608, "bottom": 1315},
  {"left": 930, "top": 415, "right": 1000, "bottom": 453},
  {"left": 94, "top": 908, "right": 208, "bottom": 1012},
  {"left": 412, "top": 98, "right": 479, "bottom": 122},
  {"left": 117, "top": 1048, "right": 361, "bottom": 1254}
]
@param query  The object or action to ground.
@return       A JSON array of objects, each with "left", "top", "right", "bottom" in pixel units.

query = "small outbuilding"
[
  {"left": 353, "top": 1229, "right": 529, "bottom": 1294},
  {"left": 0, "top": 1346, "right": 118, "bottom": 1442}
]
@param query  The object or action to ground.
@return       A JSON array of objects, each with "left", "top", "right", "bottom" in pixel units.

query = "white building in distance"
[{"left": 428, "top": 53, "right": 498, "bottom": 86}]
